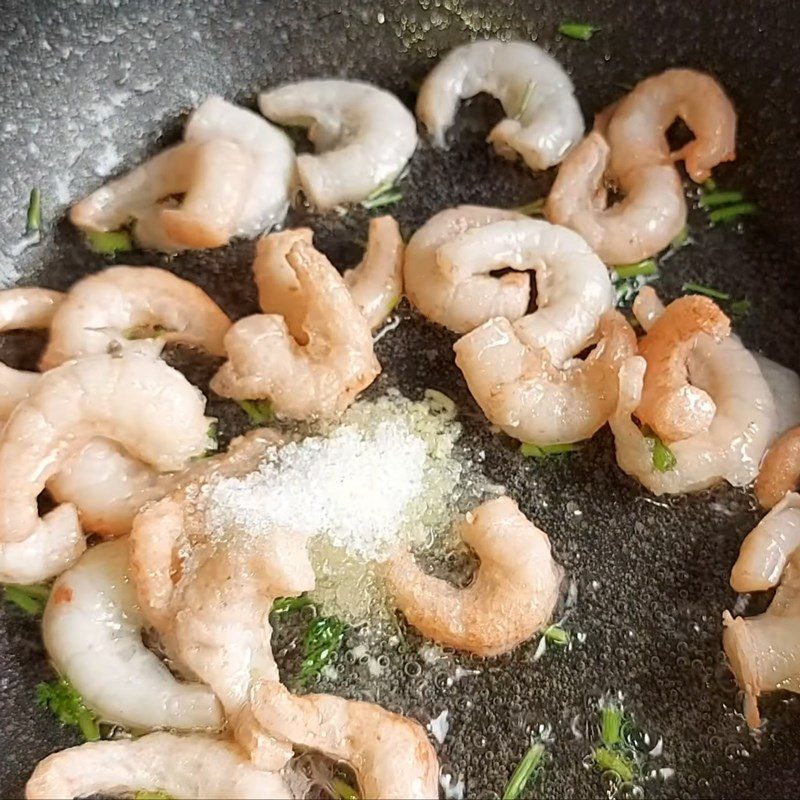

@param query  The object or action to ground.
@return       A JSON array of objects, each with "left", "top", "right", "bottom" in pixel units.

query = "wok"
[{"left": 1, "top": 0, "right": 799, "bottom": 797}]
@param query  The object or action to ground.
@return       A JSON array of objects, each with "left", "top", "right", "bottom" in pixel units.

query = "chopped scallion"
[
  {"left": 702, "top": 178, "right": 717, "bottom": 192},
  {"left": 87, "top": 229, "right": 133, "bottom": 254},
  {"left": 669, "top": 227, "right": 690, "bottom": 250},
  {"left": 600, "top": 704, "right": 623, "bottom": 747},
  {"left": 271, "top": 594, "right": 314, "bottom": 615},
  {"left": 558, "top": 22, "right": 599, "bottom": 40},
  {"left": 612, "top": 259, "right": 658, "bottom": 280},
  {"left": 642, "top": 426, "right": 676, "bottom": 472},
  {"left": 361, "top": 190, "right": 403, "bottom": 210},
  {"left": 134, "top": 792, "right": 173, "bottom": 800},
  {"left": 593, "top": 746, "right": 634, "bottom": 783},
  {"left": 708, "top": 202, "right": 758, "bottom": 225},
  {"left": 36, "top": 677, "right": 100, "bottom": 741},
  {"left": 699, "top": 190, "right": 744, "bottom": 209},
  {"left": 515, "top": 81, "right": 534, "bottom": 120},
  {"left": 544, "top": 624, "right": 570, "bottom": 646},
  {"left": 330, "top": 777, "right": 360, "bottom": 800},
  {"left": 502, "top": 741, "right": 545, "bottom": 800},
  {"left": 26, "top": 188, "right": 42, "bottom": 234},
  {"left": 235, "top": 399, "right": 274, "bottom": 425},
  {"left": 511, "top": 197, "right": 546, "bottom": 216},
  {"left": 730, "top": 298, "right": 751, "bottom": 319},
  {"left": 123, "top": 324, "right": 169, "bottom": 341},
  {"left": 680, "top": 282, "right": 730, "bottom": 301},
  {"left": 520, "top": 442, "right": 581, "bottom": 458},
  {"left": 298, "top": 616, "right": 345, "bottom": 686},
  {"left": 4, "top": 583, "right": 50, "bottom": 615}
]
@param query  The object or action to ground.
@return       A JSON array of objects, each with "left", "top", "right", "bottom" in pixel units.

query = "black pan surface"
[{"left": 2, "top": 1, "right": 800, "bottom": 797}]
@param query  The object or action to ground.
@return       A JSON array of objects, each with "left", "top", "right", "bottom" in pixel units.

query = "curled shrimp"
[
  {"left": 211, "top": 240, "right": 380, "bottom": 420},
  {"left": 253, "top": 680, "right": 440, "bottom": 800},
  {"left": 417, "top": 39, "right": 584, "bottom": 170},
  {"left": 254, "top": 217, "right": 404, "bottom": 333},
  {"left": 755, "top": 427, "right": 800, "bottom": 509},
  {"left": 0, "top": 352, "right": 214, "bottom": 545},
  {"left": 43, "top": 537, "right": 223, "bottom": 731},
  {"left": 25, "top": 732, "right": 294, "bottom": 800},
  {"left": 547, "top": 69, "right": 736, "bottom": 263},
  {"left": 636, "top": 295, "right": 732, "bottom": 443},
  {"left": 39, "top": 266, "right": 231, "bottom": 369},
  {"left": 455, "top": 310, "right": 636, "bottom": 446},
  {"left": 258, "top": 80, "right": 417, "bottom": 209},
  {"left": 71, "top": 96, "right": 295, "bottom": 252},
  {"left": 723, "top": 492, "right": 800, "bottom": 728},
  {"left": 384, "top": 496, "right": 563, "bottom": 656}
]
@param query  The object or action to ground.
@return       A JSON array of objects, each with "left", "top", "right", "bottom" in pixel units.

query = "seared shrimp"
[
  {"left": 253, "top": 681, "right": 439, "bottom": 800},
  {"left": 255, "top": 218, "right": 404, "bottom": 333},
  {"left": 723, "top": 492, "right": 800, "bottom": 728},
  {"left": 212, "top": 241, "right": 380, "bottom": 420},
  {"left": 385, "top": 496, "right": 562, "bottom": 657},
  {"left": 455, "top": 311, "right": 636, "bottom": 445},
  {"left": 753, "top": 354, "right": 800, "bottom": 441},
  {"left": 40, "top": 266, "right": 231, "bottom": 369},
  {"left": 259, "top": 80, "right": 417, "bottom": 209},
  {"left": 0, "top": 352, "right": 214, "bottom": 544},
  {"left": 636, "top": 296, "right": 732, "bottom": 443},
  {"left": 25, "top": 733, "right": 293, "bottom": 800},
  {"left": 43, "top": 538, "right": 223, "bottom": 731},
  {"left": 755, "top": 427, "right": 800, "bottom": 509},
  {"left": 71, "top": 96, "right": 295, "bottom": 252},
  {"left": 417, "top": 40, "right": 584, "bottom": 170}
]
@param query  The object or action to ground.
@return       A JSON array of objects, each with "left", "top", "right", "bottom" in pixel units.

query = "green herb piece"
[
  {"left": 331, "top": 777, "right": 360, "bottom": 800},
  {"left": 235, "top": 399, "right": 274, "bottom": 425},
  {"left": 502, "top": 741, "right": 545, "bottom": 800},
  {"left": 3, "top": 583, "right": 50, "bottom": 615},
  {"left": 699, "top": 190, "right": 744, "bottom": 209},
  {"left": 612, "top": 259, "right": 658, "bottom": 280},
  {"left": 123, "top": 324, "right": 169, "bottom": 341},
  {"left": 558, "top": 22, "right": 599, "bottom": 40},
  {"left": 680, "top": 282, "right": 730, "bottom": 301},
  {"left": 669, "top": 226, "right": 691, "bottom": 250},
  {"left": 26, "top": 188, "right": 42, "bottom": 234},
  {"left": 708, "top": 202, "right": 758, "bottom": 225},
  {"left": 702, "top": 178, "right": 717, "bottom": 192},
  {"left": 194, "top": 420, "right": 219, "bottom": 460},
  {"left": 511, "top": 197, "right": 546, "bottom": 216},
  {"left": 593, "top": 746, "right": 634, "bottom": 783},
  {"left": 642, "top": 426, "right": 677, "bottom": 472},
  {"left": 134, "top": 792, "right": 173, "bottom": 800},
  {"left": 386, "top": 294, "right": 401, "bottom": 314},
  {"left": 543, "top": 624, "right": 570, "bottom": 647},
  {"left": 730, "top": 298, "right": 751, "bottom": 319},
  {"left": 86, "top": 229, "right": 133, "bottom": 254},
  {"left": 361, "top": 190, "right": 403, "bottom": 210},
  {"left": 36, "top": 677, "right": 100, "bottom": 741},
  {"left": 298, "top": 616, "right": 345, "bottom": 686},
  {"left": 271, "top": 594, "right": 315, "bottom": 615},
  {"left": 600, "top": 703, "right": 623, "bottom": 747},
  {"left": 515, "top": 81, "right": 534, "bottom": 119},
  {"left": 520, "top": 442, "right": 581, "bottom": 458}
]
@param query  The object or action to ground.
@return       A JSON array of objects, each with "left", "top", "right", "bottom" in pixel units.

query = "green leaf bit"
[
  {"left": 543, "top": 624, "right": 570, "bottom": 647},
  {"left": 558, "top": 22, "right": 600, "bottom": 40},
  {"left": 361, "top": 176, "right": 404, "bottom": 210},
  {"left": 520, "top": 442, "right": 582, "bottom": 458},
  {"left": 511, "top": 197, "right": 546, "bottom": 216},
  {"left": 641, "top": 425, "right": 677, "bottom": 472},
  {"left": 502, "top": 741, "right": 546, "bottom": 800},
  {"left": 330, "top": 777, "right": 360, "bottom": 800},
  {"left": 87, "top": 229, "right": 134, "bottom": 254},
  {"left": 36, "top": 677, "right": 100, "bottom": 741},
  {"left": 26, "top": 188, "right": 42, "bottom": 234},
  {"left": 612, "top": 259, "right": 658, "bottom": 281},
  {"left": 298, "top": 616, "right": 346, "bottom": 686},
  {"left": 3, "top": 583, "right": 50, "bottom": 615},
  {"left": 271, "top": 594, "right": 315, "bottom": 616},
  {"left": 236, "top": 399, "right": 274, "bottom": 425}
]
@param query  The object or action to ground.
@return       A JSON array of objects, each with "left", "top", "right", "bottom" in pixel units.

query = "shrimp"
[
  {"left": 404, "top": 205, "right": 528, "bottom": 333},
  {"left": 43, "top": 537, "right": 224, "bottom": 731},
  {"left": 384, "top": 496, "right": 562, "bottom": 657},
  {"left": 258, "top": 80, "right": 417, "bottom": 209},
  {"left": 70, "top": 96, "right": 295, "bottom": 252},
  {"left": 39, "top": 266, "right": 231, "bottom": 369},
  {"left": 131, "top": 430, "right": 314, "bottom": 770},
  {"left": 0, "top": 352, "right": 214, "bottom": 545},
  {"left": 755, "top": 427, "right": 800, "bottom": 510},
  {"left": 25, "top": 732, "right": 294, "bottom": 800},
  {"left": 254, "top": 217, "right": 404, "bottom": 334},
  {"left": 455, "top": 310, "right": 636, "bottom": 446},
  {"left": 636, "top": 296, "right": 732, "bottom": 443},
  {"left": 417, "top": 39, "right": 584, "bottom": 170},
  {"left": 547, "top": 69, "right": 736, "bottom": 263},
  {"left": 211, "top": 241, "right": 380, "bottom": 420},
  {"left": 752, "top": 354, "right": 800, "bottom": 441},
  {"left": 253, "top": 680, "right": 439, "bottom": 800},
  {"left": 723, "top": 492, "right": 800, "bottom": 728}
]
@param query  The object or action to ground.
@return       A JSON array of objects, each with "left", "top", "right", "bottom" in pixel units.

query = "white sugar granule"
[{"left": 205, "top": 421, "right": 427, "bottom": 562}]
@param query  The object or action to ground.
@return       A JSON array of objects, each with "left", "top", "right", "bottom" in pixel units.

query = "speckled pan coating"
[{"left": 1, "top": 1, "right": 799, "bottom": 797}]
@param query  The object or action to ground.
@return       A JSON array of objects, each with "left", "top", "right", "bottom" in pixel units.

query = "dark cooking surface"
[{"left": 2, "top": 1, "right": 800, "bottom": 797}]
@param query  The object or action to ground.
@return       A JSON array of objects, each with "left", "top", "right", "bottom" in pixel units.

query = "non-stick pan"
[{"left": 2, "top": 1, "right": 800, "bottom": 797}]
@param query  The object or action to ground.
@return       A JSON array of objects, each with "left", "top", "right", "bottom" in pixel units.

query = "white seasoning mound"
[{"left": 206, "top": 421, "right": 427, "bottom": 562}]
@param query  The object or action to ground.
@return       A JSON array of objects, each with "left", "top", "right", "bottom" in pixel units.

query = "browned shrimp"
[{"left": 755, "top": 427, "right": 800, "bottom": 509}]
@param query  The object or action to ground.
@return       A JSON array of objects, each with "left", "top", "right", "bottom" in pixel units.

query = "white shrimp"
[
  {"left": 253, "top": 681, "right": 440, "bottom": 800},
  {"left": 417, "top": 39, "right": 584, "bottom": 170},
  {"left": 43, "top": 537, "right": 224, "bottom": 731},
  {"left": 70, "top": 96, "right": 295, "bottom": 252},
  {"left": 258, "top": 80, "right": 417, "bottom": 209},
  {"left": 455, "top": 310, "right": 636, "bottom": 445},
  {"left": 212, "top": 240, "right": 380, "bottom": 420},
  {"left": 25, "top": 733, "right": 294, "bottom": 800},
  {"left": 255, "top": 218, "right": 404, "bottom": 334},
  {"left": 723, "top": 492, "right": 800, "bottom": 728},
  {"left": 39, "top": 266, "right": 231, "bottom": 369},
  {"left": 0, "top": 352, "right": 214, "bottom": 545},
  {"left": 131, "top": 430, "right": 314, "bottom": 770},
  {"left": 385, "top": 496, "right": 562, "bottom": 656}
]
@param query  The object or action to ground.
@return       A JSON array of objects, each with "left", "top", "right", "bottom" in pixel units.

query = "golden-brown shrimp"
[
  {"left": 39, "top": 266, "right": 231, "bottom": 369},
  {"left": 636, "top": 296, "right": 731, "bottom": 443},
  {"left": 454, "top": 310, "right": 636, "bottom": 446},
  {"left": 755, "top": 427, "right": 800, "bottom": 509},
  {"left": 723, "top": 492, "right": 800, "bottom": 728},
  {"left": 384, "top": 496, "right": 562, "bottom": 657},
  {"left": 252, "top": 681, "right": 440, "bottom": 800},
  {"left": 211, "top": 240, "right": 380, "bottom": 420}
]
